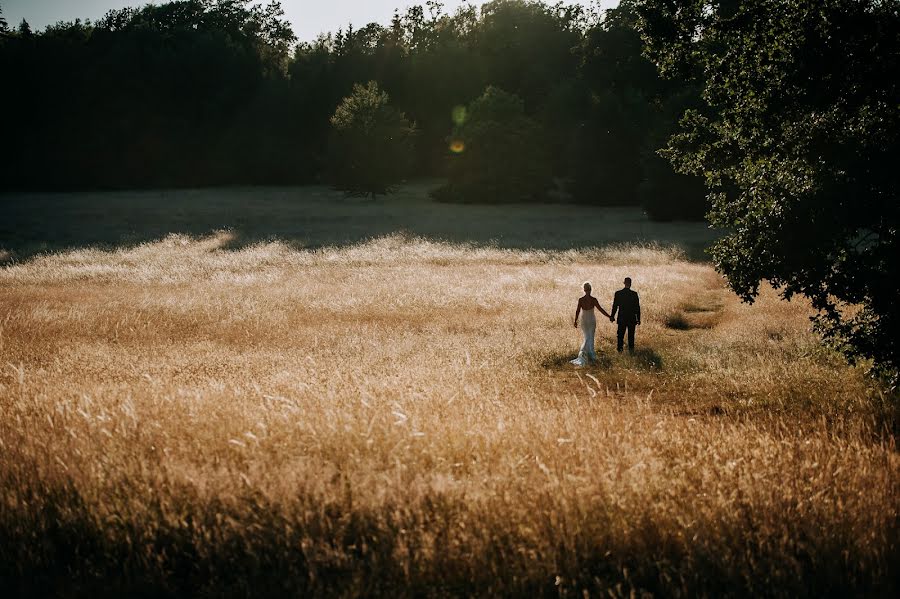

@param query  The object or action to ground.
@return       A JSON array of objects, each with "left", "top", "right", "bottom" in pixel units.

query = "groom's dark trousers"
[
  {"left": 617, "top": 322, "right": 636, "bottom": 353},
  {"left": 611, "top": 287, "right": 641, "bottom": 353}
]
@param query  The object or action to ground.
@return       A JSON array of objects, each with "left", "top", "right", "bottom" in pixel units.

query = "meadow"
[
  {"left": 0, "top": 186, "right": 896, "bottom": 597},
  {"left": 0, "top": 182, "right": 718, "bottom": 260}
]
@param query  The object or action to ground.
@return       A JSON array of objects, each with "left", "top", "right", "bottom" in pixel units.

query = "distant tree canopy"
[
  {"left": 0, "top": 0, "right": 298, "bottom": 187},
  {"left": 327, "top": 81, "right": 415, "bottom": 199},
  {"left": 0, "top": 0, "right": 705, "bottom": 218},
  {"left": 434, "top": 86, "right": 551, "bottom": 203},
  {"left": 636, "top": 0, "right": 900, "bottom": 386}
]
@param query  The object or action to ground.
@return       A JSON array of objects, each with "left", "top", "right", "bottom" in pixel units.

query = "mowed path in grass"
[{"left": 0, "top": 229, "right": 896, "bottom": 596}]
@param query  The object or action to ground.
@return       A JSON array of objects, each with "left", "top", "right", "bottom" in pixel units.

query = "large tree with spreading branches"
[{"left": 636, "top": 0, "right": 900, "bottom": 387}]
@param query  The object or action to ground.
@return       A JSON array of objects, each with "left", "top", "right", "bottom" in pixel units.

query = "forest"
[{"left": 0, "top": 0, "right": 706, "bottom": 219}]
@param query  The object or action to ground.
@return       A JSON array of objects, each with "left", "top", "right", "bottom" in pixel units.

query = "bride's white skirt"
[{"left": 571, "top": 310, "right": 597, "bottom": 366}]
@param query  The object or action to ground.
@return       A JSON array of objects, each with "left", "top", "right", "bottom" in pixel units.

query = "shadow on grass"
[
  {"left": 2, "top": 475, "right": 888, "bottom": 599},
  {"left": 627, "top": 347, "right": 664, "bottom": 371},
  {"left": 0, "top": 181, "right": 720, "bottom": 262},
  {"left": 542, "top": 348, "right": 662, "bottom": 372},
  {"left": 541, "top": 350, "right": 613, "bottom": 370},
  {"left": 664, "top": 311, "right": 717, "bottom": 331},
  {"left": 664, "top": 313, "right": 692, "bottom": 330}
]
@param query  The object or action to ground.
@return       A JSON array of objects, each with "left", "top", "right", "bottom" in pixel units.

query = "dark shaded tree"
[
  {"left": 638, "top": 86, "right": 708, "bottom": 220},
  {"left": 0, "top": 0, "right": 298, "bottom": 189},
  {"left": 574, "top": 0, "right": 706, "bottom": 215},
  {"left": 433, "top": 86, "right": 551, "bottom": 202},
  {"left": 326, "top": 81, "right": 416, "bottom": 199},
  {"left": 636, "top": 0, "right": 900, "bottom": 386},
  {"left": 571, "top": 88, "right": 650, "bottom": 205},
  {"left": 572, "top": 1, "right": 653, "bottom": 205}
]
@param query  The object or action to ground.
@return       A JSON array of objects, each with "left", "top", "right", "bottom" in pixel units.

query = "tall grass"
[{"left": 0, "top": 233, "right": 896, "bottom": 597}]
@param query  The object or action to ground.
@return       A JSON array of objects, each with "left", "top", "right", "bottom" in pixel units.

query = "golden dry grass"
[{"left": 0, "top": 232, "right": 897, "bottom": 597}]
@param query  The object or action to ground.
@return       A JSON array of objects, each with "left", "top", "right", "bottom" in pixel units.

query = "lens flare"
[
  {"left": 449, "top": 140, "right": 465, "bottom": 154},
  {"left": 451, "top": 105, "right": 467, "bottom": 126}
]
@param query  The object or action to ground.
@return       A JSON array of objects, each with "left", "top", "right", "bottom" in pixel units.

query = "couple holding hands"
[{"left": 571, "top": 277, "right": 641, "bottom": 366}]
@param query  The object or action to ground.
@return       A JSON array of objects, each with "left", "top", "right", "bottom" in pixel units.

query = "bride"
[{"left": 571, "top": 281, "right": 612, "bottom": 366}]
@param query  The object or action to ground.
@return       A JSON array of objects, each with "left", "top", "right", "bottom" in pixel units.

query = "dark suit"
[{"left": 611, "top": 287, "right": 640, "bottom": 352}]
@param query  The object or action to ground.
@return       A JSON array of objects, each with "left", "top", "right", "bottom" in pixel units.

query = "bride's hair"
[{"left": 583, "top": 281, "right": 592, "bottom": 292}]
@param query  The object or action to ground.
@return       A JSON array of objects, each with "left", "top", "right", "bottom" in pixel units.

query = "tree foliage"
[
  {"left": 434, "top": 86, "right": 551, "bottom": 202},
  {"left": 572, "top": 0, "right": 707, "bottom": 213},
  {"left": 0, "top": 0, "right": 706, "bottom": 219},
  {"left": 327, "top": 81, "right": 415, "bottom": 199},
  {"left": 0, "top": 0, "right": 298, "bottom": 188},
  {"left": 636, "top": 0, "right": 900, "bottom": 386}
]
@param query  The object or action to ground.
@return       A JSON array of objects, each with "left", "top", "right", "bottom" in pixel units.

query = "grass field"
[
  {"left": 0, "top": 186, "right": 897, "bottom": 597},
  {"left": 0, "top": 181, "right": 719, "bottom": 260}
]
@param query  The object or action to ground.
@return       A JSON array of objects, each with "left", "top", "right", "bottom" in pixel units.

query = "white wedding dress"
[{"left": 570, "top": 307, "right": 597, "bottom": 366}]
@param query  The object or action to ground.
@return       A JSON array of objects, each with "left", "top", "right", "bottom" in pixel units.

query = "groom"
[{"left": 610, "top": 277, "right": 641, "bottom": 354}]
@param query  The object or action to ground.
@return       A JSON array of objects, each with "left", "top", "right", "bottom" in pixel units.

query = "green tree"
[
  {"left": 574, "top": 0, "right": 707, "bottom": 215},
  {"left": 326, "top": 80, "right": 416, "bottom": 199},
  {"left": 0, "top": 0, "right": 299, "bottom": 189},
  {"left": 434, "top": 85, "right": 551, "bottom": 203},
  {"left": 636, "top": 0, "right": 900, "bottom": 386},
  {"left": 575, "top": 3, "right": 650, "bottom": 205}
]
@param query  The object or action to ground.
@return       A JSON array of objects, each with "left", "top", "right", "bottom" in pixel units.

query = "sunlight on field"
[{"left": 0, "top": 233, "right": 897, "bottom": 596}]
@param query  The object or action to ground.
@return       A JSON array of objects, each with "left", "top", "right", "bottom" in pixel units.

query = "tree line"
[{"left": 0, "top": 0, "right": 706, "bottom": 219}]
